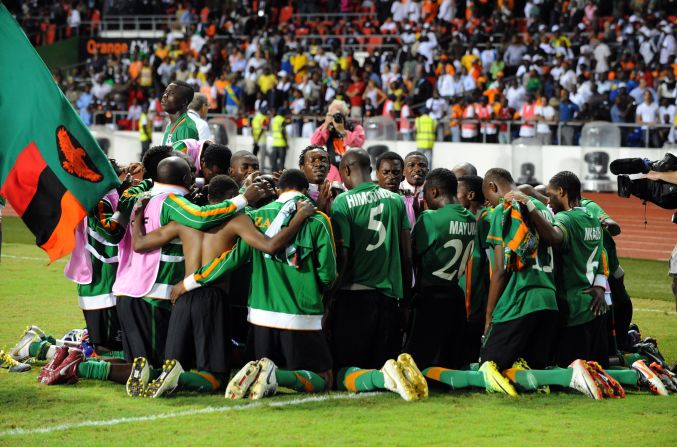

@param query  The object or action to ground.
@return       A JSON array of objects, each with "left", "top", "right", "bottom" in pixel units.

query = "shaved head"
[
  {"left": 156, "top": 156, "right": 191, "bottom": 188},
  {"left": 452, "top": 162, "right": 478, "bottom": 178},
  {"left": 340, "top": 149, "right": 371, "bottom": 171},
  {"left": 339, "top": 149, "right": 372, "bottom": 190}
]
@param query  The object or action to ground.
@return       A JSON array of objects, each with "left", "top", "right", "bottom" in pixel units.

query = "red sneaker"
[
  {"left": 37, "top": 345, "right": 69, "bottom": 384},
  {"left": 41, "top": 348, "right": 85, "bottom": 385}
]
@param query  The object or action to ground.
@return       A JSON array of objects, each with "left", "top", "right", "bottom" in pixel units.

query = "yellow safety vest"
[
  {"left": 272, "top": 115, "right": 286, "bottom": 147},
  {"left": 252, "top": 112, "right": 267, "bottom": 143},
  {"left": 139, "top": 112, "right": 152, "bottom": 142},
  {"left": 415, "top": 114, "right": 436, "bottom": 150}
]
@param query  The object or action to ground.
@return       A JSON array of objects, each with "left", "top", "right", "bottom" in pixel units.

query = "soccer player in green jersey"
[
  {"left": 329, "top": 149, "right": 412, "bottom": 370},
  {"left": 328, "top": 150, "right": 426, "bottom": 401},
  {"left": 177, "top": 170, "right": 338, "bottom": 399},
  {"left": 229, "top": 151, "right": 260, "bottom": 187},
  {"left": 579, "top": 197, "right": 635, "bottom": 353},
  {"left": 126, "top": 174, "right": 314, "bottom": 397},
  {"left": 457, "top": 175, "right": 492, "bottom": 364},
  {"left": 479, "top": 168, "right": 559, "bottom": 395},
  {"left": 161, "top": 81, "right": 200, "bottom": 145},
  {"left": 405, "top": 168, "right": 477, "bottom": 369},
  {"left": 506, "top": 171, "right": 610, "bottom": 367},
  {"left": 114, "top": 157, "right": 269, "bottom": 370}
]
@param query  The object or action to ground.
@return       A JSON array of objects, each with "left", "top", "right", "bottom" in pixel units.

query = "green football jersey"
[
  {"left": 413, "top": 204, "right": 476, "bottom": 289},
  {"left": 162, "top": 112, "right": 199, "bottom": 145},
  {"left": 188, "top": 193, "right": 337, "bottom": 330},
  {"left": 581, "top": 198, "right": 620, "bottom": 277},
  {"left": 486, "top": 198, "right": 557, "bottom": 324},
  {"left": 77, "top": 194, "right": 119, "bottom": 309},
  {"left": 553, "top": 207, "right": 607, "bottom": 327},
  {"left": 331, "top": 182, "right": 410, "bottom": 299},
  {"left": 459, "top": 207, "right": 492, "bottom": 322}
]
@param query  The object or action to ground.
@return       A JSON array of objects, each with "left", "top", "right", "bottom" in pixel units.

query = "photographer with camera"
[
  {"left": 310, "top": 99, "right": 365, "bottom": 182},
  {"left": 611, "top": 153, "right": 677, "bottom": 310}
]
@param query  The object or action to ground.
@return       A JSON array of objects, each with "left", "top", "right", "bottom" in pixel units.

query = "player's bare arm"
[{"left": 231, "top": 199, "right": 316, "bottom": 255}]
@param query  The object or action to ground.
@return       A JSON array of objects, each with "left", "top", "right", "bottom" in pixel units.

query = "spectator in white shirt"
[
  {"left": 659, "top": 26, "right": 676, "bottom": 66},
  {"left": 437, "top": 0, "right": 455, "bottom": 23},
  {"left": 592, "top": 41, "right": 611, "bottom": 73},
  {"left": 390, "top": 0, "right": 407, "bottom": 22},
  {"left": 406, "top": 0, "right": 422, "bottom": 22},
  {"left": 68, "top": 7, "right": 81, "bottom": 33},
  {"left": 636, "top": 91, "right": 661, "bottom": 147}
]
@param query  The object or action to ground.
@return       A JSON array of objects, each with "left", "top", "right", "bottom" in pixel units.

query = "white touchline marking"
[{"left": 0, "top": 392, "right": 380, "bottom": 437}]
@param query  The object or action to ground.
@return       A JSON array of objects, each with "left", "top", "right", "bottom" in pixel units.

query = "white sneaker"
[
  {"left": 146, "top": 359, "right": 184, "bottom": 398},
  {"left": 397, "top": 353, "right": 428, "bottom": 399},
  {"left": 569, "top": 359, "right": 603, "bottom": 400},
  {"left": 382, "top": 359, "right": 418, "bottom": 401},
  {"left": 225, "top": 361, "right": 261, "bottom": 400},
  {"left": 126, "top": 357, "right": 150, "bottom": 397},
  {"left": 633, "top": 360, "right": 669, "bottom": 396},
  {"left": 9, "top": 329, "right": 39, "bottom": 361},
  {"left": 28, "top": 325, "right": 47, "bottom": 340},
  {"left": 249, "top": 358, "right": 278, "bottom": 400}
]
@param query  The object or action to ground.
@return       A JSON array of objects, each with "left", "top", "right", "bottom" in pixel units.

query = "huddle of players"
[{"left": 8, "top": 138, "right": 676, "bottom": 399}]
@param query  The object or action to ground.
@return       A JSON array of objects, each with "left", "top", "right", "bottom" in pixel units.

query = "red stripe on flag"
[{"left": 0, "top": 142, "right": 46, "bottom": 216}]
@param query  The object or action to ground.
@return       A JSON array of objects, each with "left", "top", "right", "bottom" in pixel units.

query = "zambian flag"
[{"left": 0, "top": 5, "right": 119, "bottom": 262}]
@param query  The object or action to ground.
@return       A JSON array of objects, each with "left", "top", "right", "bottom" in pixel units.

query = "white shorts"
[{"left": 670, "top": 243, "right": 677, "bottom": 277}]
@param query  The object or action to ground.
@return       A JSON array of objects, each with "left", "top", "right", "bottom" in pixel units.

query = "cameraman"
[
  {"left": 310, "top": 99, "right": 365, "bottom": 182},
  {"left": 646, "top": 169, "right": 677, "bottom": 311}
]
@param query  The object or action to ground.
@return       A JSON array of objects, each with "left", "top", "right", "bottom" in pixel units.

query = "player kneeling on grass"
[
  {"left": 404, "top": 168, "right": 476, "bottom": 370},
  {"left": 507, "top": 172, "right": 669, "bottom": 397},
  {"left": 126, "top": 173, "right": 315, "bottom": 398},
  {"left": 173, "top": 170, "right": 336, "bottom": 399}
]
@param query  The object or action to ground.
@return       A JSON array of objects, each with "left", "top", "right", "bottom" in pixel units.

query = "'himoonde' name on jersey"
[{"left": 345, "top": 188, "right": 398, "bottom": 208}]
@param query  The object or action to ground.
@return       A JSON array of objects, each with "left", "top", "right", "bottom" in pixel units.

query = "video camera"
[{"left": 610, "top": 153, "right": 677, "bottom": 218}]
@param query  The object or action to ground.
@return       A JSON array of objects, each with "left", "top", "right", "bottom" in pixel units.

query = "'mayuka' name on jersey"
[
  {"left": 449, "top": 220, "right": 477, "bottom": 236},
  {"left": 584, "top": 226, "right": 602, "bottom": 241},
  {"left": 345, "top": 188, "right": 396, "bottom": 209}
]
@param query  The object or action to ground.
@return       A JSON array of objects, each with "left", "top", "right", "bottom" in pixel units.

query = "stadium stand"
[{"left": 7, "top": 0, "right": 677, "bottom": 146}]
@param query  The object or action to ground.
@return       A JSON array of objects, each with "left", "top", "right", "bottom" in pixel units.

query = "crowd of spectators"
[{"left": 11, "top": 0, "right": 677, "bottom": 147}]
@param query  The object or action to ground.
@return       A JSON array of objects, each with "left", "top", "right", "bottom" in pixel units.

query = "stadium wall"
[
  {"left": 99, "top": 129, "right": 668, "bottom": 191},
  {"left": 37, "top": 37, "right": 80, "bottom": 69}
]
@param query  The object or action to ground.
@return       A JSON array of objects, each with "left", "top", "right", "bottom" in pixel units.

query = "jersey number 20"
[{"left": 433, "top": 239, "right": 475, "bottom": 281}]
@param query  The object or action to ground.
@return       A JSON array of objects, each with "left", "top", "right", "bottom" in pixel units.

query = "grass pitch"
[{"left": 0, "top": 217, "right": 675, "bottom": 446}]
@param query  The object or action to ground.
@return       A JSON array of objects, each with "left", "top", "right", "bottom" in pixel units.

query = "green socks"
[
  {"left": 76, "top": 360, "right": 111, "bottom": 380},
  {"left": 97, "top": 350, "right": 126, "bottom": 360},
  {"left": 275, "top": 369, "right": 326, "bottom": 393},
  {"left": 423, "top": 367, "right": 486, "bottom": 389},
  {"left": 338, "top": 367, "right": 386, "bottom": 392},
  {"left": 178, "top": 371, "right": 225, "bottom": 392},
  {"left": 605, "top": 369, "right": 639, "bottom": 386},
  {"left": 28, "top": 340, "right": 56, "bottom": 361}
]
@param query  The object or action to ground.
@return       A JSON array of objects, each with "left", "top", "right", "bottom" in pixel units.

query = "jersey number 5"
[{"left": 366, "top": 203, "right": 386, "bottom": 252}]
